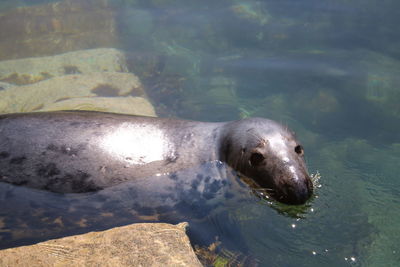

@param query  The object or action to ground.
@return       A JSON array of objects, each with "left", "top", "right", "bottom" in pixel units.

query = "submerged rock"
[
  {"left": 0, "top": 82, "right": 13, "bottom": 91},
  {"left": 0, "top": 222, "right": 202, "bottom": 267},
  {"left": 230, "top": 2, "right": 271, "bottom": 26},
  {"left": 0, "top": 47, "right": 157, "bottom": 116},
  {"left": 0, "top": 48, "right": 129, "bottom": 85},
  {"left": 0, "top": 72, "right": 147, "bottom": 114},
  {"left": 40, "top": 96, "right": 157, "bottom": 117},
  {"left": 0, "top": 0, "right": 118, "bottom": 61},
  {"left": 361, "top": 51, "right": 400, "bottom": 119}
]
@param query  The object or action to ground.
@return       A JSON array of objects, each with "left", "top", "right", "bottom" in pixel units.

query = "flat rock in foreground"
[{"left": 0, "top": 222, "right": 202, "bottom": 267}]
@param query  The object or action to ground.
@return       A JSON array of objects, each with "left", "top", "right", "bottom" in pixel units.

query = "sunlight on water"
[{"left": 310, "top": 171, "right": 321, "bottom": 189}]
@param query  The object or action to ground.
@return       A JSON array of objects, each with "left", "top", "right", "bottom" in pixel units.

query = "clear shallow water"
[{"left": 0, "top": 0, "right": 400, "bottom": 266}]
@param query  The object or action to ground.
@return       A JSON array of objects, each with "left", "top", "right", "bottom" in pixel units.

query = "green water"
[{"left": 1, "top": 0, "right": 400, "bottom": 266}]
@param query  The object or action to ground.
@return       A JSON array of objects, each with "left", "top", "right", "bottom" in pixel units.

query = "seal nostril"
[
  {"left": 279, "top": 178, "right": 313, "bottom": 205},
  {"left": 294, "top": 145, "right": 304, "bottom": 155}
]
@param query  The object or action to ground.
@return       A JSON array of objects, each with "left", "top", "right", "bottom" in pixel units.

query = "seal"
[{"left": 0, "top": 111, "right": 312, "bottom": 204}]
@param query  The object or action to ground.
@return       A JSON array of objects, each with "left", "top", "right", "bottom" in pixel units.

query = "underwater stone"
[
  {"left": 0, "top": 48, "right": 129, "bottom": 85},
  {"left": 0, "top": 0, "right": 118, "bottom": 61},
  {"left": 361, "top": 51, "right": 400, "bottom": 119},
  {"left": 120, "top": 8, "right": 154, "bottom": 45},
  {"left": 0, "top": 72, "right": 147, "bottom": 114},
  {"left": 291, "top": 88, "right": 340, "bottom": 126},
  {"left": 0, "top": 82, "right": 14, "bottom": 91},
  {"left": 40, "top": 96, "right": 157, "bottom": 117},
  {"left": 230, "top": 2, "right": 271, "bottom": 26}
]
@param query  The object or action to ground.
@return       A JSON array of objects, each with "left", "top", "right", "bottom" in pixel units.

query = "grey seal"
[{"left": 0, "top": 111, "right": 312, "bottom": 204}]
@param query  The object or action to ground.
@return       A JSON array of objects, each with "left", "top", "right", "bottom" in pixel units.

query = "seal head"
[{"left": 220, "top": 118, "right": 313, "bottom": 205}]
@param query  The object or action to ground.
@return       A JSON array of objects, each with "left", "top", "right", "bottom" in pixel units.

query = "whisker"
[
  {"left": 252, "top": 187, "right": 275, "bottom": 201},
  {"left": 310, "top": 171, "right": 322, "bottom": 189}
]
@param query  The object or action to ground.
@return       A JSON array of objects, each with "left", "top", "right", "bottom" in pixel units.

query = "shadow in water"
[{"left": 0, "top": 162, "right": 260, "bottom": 253}]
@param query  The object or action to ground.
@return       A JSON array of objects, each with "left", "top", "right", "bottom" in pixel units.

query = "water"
[{"left": 0, "top": 0, "right": 399, "bottom": 266}]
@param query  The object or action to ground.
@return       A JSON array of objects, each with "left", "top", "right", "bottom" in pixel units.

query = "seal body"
[{"left": 0, "top": 111, "right": 312, "bottom": 204}]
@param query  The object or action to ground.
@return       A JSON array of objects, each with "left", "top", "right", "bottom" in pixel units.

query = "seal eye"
[
  {"left": 249, "top": 152, "right": 265, "bottom": 166},
  {"left": 294, "top": 145, "right": 304, "bottom": 155}
]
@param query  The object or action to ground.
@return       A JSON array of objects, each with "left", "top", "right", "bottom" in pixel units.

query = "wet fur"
[{"left": 0, "top": 111, "right": 312, "bottom": 204}]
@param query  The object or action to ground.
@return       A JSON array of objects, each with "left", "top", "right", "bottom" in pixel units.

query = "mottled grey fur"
[{"left": 0, "top": 111, "right": 312, "bottom": 204}]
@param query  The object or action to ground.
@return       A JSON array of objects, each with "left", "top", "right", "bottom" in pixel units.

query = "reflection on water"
[{"left": 0, "top": 0, "right": 400, "bottom": 266}]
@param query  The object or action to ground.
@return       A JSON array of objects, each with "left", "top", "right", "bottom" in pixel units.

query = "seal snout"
[{"left": 278, "top": 175, "right": 313, "bottom": 205}]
